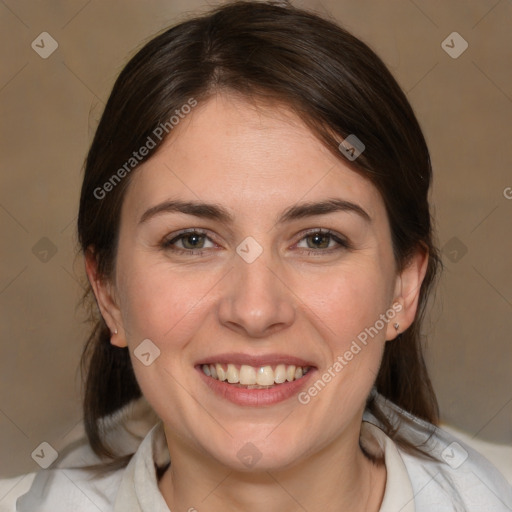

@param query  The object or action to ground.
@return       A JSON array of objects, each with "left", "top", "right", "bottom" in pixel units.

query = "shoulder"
[
  {"left": 365, "top": 392, "right": 512, "bottom": 511},
  {"left": 398, "top": 430, "right": 512, "bottom": 511},
  {"left": 0, "top": 473, "right": 36, "bottom": 512},
  {"left": 441, "top": 422, "right": 512, "bottom": 485},
  {"left": 7, "top": 436, "right": 126, "bottom": 512},
  {"left": 11, "top": 465, "right": 123, "bottom": 512},
  {"left": 5, "top": 398, "right": 159, "bottom": 512}
]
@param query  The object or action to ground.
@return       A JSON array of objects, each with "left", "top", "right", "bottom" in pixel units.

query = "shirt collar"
[
  {"left": 113, "top": 421, "right": 170, "bottom": 512},
  {"left": 362, "top": 422, "right": 416, "bottom": 512},
  {"left": 114, "top": 417, "right": 415, "bottom": 512}
]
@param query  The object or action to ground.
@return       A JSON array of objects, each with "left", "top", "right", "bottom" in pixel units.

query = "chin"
[{"left": 206, "top": 434, "right": 306, "bottom": 473}]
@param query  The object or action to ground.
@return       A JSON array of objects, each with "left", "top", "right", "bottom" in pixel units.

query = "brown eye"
[
  {"left": 179, "top": 233, "right": 207, "bottom": 249},
  {"left": 161, "top": 230, "right": 216, "bottom": 253},
  {"left": 296, "top": 229, "right": 349, "bottom": 252},
  {"left": 305, "top": 232, "right": 332, "bottom": 249}
]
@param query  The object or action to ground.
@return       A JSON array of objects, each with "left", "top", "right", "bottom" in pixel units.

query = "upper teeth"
[{"left": 202, "top": 363, "right": 309, "bottom": 385}]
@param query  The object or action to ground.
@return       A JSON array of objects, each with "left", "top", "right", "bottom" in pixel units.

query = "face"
[{"left": 89, "top": 92, "right": 425, "bottom": 472}]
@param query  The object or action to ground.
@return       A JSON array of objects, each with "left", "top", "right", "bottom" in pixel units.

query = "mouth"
[
  {"left": 195, "top": 354, "right": 317, "bottom": 406},
  {"left": 200, "top": 363, "right": 313, "bottom": 389}
]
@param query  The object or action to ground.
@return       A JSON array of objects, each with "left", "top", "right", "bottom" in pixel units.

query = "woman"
[{"left": 15, "top": 1, "right": 512, "bottom": 510}]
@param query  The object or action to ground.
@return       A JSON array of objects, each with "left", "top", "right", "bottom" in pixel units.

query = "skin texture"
[{"left": 86, "top": 92, "right": 428, "bottom": 512}]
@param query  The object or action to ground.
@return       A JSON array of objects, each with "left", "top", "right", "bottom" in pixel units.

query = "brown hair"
[{"left": 78, "top": 0, "right": 441, "bottom": 471}]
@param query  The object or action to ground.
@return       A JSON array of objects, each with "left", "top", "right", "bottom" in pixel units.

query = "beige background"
[{"left": 1, "top": 0, "right": 511, "bottom": 478}]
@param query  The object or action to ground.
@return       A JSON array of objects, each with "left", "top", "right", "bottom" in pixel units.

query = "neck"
[{"left": 158, "top": 421, "right": 386, "bottom": 512}]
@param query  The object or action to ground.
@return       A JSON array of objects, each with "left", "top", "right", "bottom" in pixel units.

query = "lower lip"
[{"left": 196, "top": 366, "right": 316, "bottom": 406}]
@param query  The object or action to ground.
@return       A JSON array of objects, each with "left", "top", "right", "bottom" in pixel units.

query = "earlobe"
[
  {"left": 386, "top": 245, "right": 429, "bottom": 341},
  {"left": 84, "top": 248, "right": 127, "bottom": 348},
  {"left": 109, "top": 327, "right": 126, "bottom": 348},
  {"left": 385, "top": 298, "right": 404, "bottom": 341}
]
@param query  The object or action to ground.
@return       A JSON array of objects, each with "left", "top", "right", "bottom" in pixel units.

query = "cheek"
[
  {"left": 115, "top": 259, "right": 217, "bottom": 414},
  {"left": 116, "top": 257, "right": 218, "bottom": 344},
  {"left": 301, "top": 260, "right": 393, "bottom": 349},
  {"left": 294, "top": 266, "right": 393, "bottom": 423}
]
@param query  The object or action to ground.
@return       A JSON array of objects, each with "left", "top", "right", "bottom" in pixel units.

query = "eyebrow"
[{"left": 138, "top": 198, "right": 371, "bottom": 226}]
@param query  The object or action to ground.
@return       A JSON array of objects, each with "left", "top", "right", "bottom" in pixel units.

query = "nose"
[{"left": 217, "top": 249, "right": 296, "bottom": 338}]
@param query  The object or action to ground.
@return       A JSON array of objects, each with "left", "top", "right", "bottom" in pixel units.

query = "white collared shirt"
[{"left": 10, "top": 394, "right": 512, "bottom": 511}]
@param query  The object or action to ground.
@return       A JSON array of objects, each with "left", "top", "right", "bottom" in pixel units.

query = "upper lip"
[{"left": 196, "top": 353, "right": 316, "bottom": 368}]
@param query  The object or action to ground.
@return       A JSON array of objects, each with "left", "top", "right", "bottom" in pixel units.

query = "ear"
[
  {"left": 84, "top": 247, "right": 127, "bottom": 348},
  {"left": 385, "top": 244, "right": 429, "bottom": 341}
]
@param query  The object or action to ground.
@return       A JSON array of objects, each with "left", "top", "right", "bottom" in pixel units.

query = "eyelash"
[{"left": 160, "top": 228, "right": 350, "bottom": 256}]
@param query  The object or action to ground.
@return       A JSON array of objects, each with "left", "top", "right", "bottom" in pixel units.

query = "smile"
[{"left": 201, "top": 363, "right": 312, "bottom": 388}]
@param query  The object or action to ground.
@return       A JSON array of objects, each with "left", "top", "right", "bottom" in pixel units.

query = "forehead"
[{"left": 122, "top": 93, "right": 384, "bottom": 224}]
